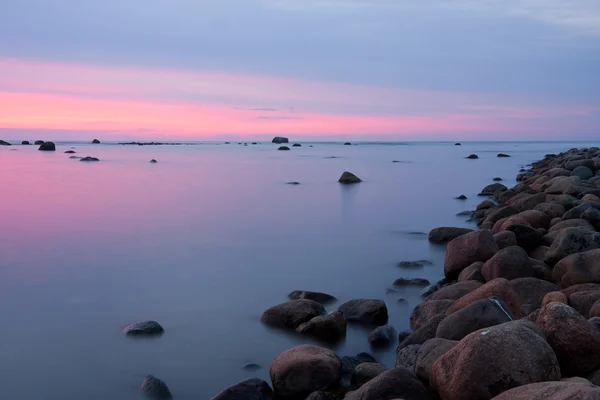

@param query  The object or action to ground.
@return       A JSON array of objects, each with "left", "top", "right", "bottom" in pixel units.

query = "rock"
[
  {"left": 509, "top": 277, "right": 560, "bottom": 314},
  {"left": 466, "top": 154, "right": 478, "bottom": 159},
  {"left": 398, "top": 314, "right": 446, "bottom": 351},
  {"left": 420, "top": 285, "right": 438, "bottom": 298},
  {"left": 436, "top": 297, "right": 513, "bottom": 341},
  {"left": 288, "top": 290, "right": 337, "bottom": 304},
  {"left": 553, "top": 249, "right": 600, "bottom": 287},
  {"left": 350, "top": 363, "right": 386, "bottom": 388},
  {"left": 547, "top": 194, "right": 579, "bottom": 210},
  {"left": 91, "top": 139, "right": 100, "bottom": 144},
  {"left": 38, "top": 142, "right": 56, "bottom": 151},
  {"left": 410, "top": 300, "right": 455, "bottom": 330},
  {"left": 297, "top": 311, "right": 346, "bottom": 342},
  {"left": 493, "top": 177, "right": 503, "bottom": 181},
  {"left": 416, "top": 338, "right": 458, "bottom": 383},
  {"left": 589, "top": 300, "right": 600, "bottom": 318},
  {"left": 497, "top": 153, "right": 511, "bottom": 158},
  {"left": 583, "top": 194, "right": 600, "bottom": 202},
  {"left": 455, "top": 195, "right": 467, "bottom": 200},
  {"left": 69, "top": 156, "right": 81, "bottom": 159},
  {"left": 34, "top": 140, "right": 44, "bottom": 145},
  {"left": 338, "top": 299, "right": 388, "bottom": 325},
  {"left": 544, "top": 227, "right": 600, "bottom": 266},
  {"left": 123, "top": 321, "right": 164, "bottom": 335},
  {"left": 292, "top": 143, "right": 301, "bottom": 147},
  {"left": 567, "top": 291, "right": 600, "bottom": 318},
  {"left": 455, "top": 142, "right": 461, "bottom": 145},
  {"left": 482, "top": 245, "right": 535, "bottom": 281},
  {"left": 150, "top": 159, "right": 158, "bottom": 163},
  {"left": 572, "top": 165, "right": 594, "bottom": 180},
  {"left": 508, "top": 192, "right": 548, "bottom": 211},
  {"left": 428, "top": 227, "right": 473, "bottom": 244},
  {"left": 477, "top": 200, "right": 496, "bottom": 210},
  {"left": 344, "top": 367, "right": 434, "bottom": 400},
  {"left": 278, "top": 146, "right": 290, "bottom": 151},
  {"left": 483, "top": 206, "right": 520, "bottom": 226},
  {"left": 431, "top": 321, "right": 561, "bottom": 400},
  {"left": 565, "top": 158, "right": 595, "bottom": 171},
  {"left": 534, "top": 302, "right": 600, "bottom": 376},
  {"left": 550, "top": 218, "right": 596, "bottom": 233},
  {"left": 394, "top": 344, "right": 419, "bottom": 374},
  {"left": 480, "top": 183, "right": 508, "bottom": 196},
  {"left": 341, "top": 353, "right": 378, "bottom": 376},
  {"left": 444, "top": 230, "right": 499, "bottom": 280},
  {"left": 80, "top": 156, "right": 100, "bottom": 162},
  {"left": 490, "top": 380, "right": 600, "bottom": 399},
  {"left": 261, "top": 300, "right": 325, "bottom": 330},
  {"left": 562, "top": 283, "right": 600, "bottom": 297},
  {"left": 286, "top": 181, "right": 300, "bottom": 185},
  {"left": 305, "top": 391, "right": 345, "bottom": 400},
  {"left": 242, "top": 363, "right": 261, "bottom": 371},
  {"left": 507, "top": 224, "right": 544, "bottom": 250},
  {"left": 590, "top": 369, "right": 600, "bottom": 386},
  {"left": 530, "top": 258, "right": 554, "bottom": 281},
  {"left": 517, "top": 210, "right": 552, "bottom": 229},
  {"left": 270, "top": 344, "right": 341, "bottom": 399},
  {"left": 393, "top": 278, "right": 430, "bottom": 286},
  {"left": 397, "top": 298, "right": 408, "bottom": 305},
  {"left": 493, "top": 231, "right": 517, "bottom": 249},
  {"left": 562, "top": 202, "right": 600, "bottom": 220},
  {"left": 582, "top": 207, "right": 600, "bottom": 229},
  {"left": 0, "top": 140, "right": 11, "bottom": 146},
  {"left": 338, "top": 171, "right": 361, "bottom": 184},
  {"left": 398, "top": 260, "right": 432, "bottom": 268},
  {"left": 367, "top": 325, "right": 395, "bottom": 347},
  {"left": 344, "top": 142, "right": 352, "bottom": 145},
  {"left": 529, "top": 245, "right": 549, "bottom": 261},
  {"left": 21, "top": 141, "right": 29, "bottom": 145},
  {"left": 542, "top": 291, "right": 568, "bottom": 307},
  {"left": 272, "top": 137, "right": 289, "bottom": 144},
  {"left": 534, "top": 203, "right": 566, "bottom": 219},
  {"left": 64, "top": 150, "right": 76, "bottom": 154},
  {"left": 211, "top": 378, "right": 273, "bottom": 400},
  {"left": 139, "top": 375, "right": 173, "bottom": 399},
  {"left": 457, "top": 263, "right": 485, "bottom": 282},
  {"left": 497, "top": 189, "right": 517, "bottom": 203},
  {"left": 447, "top": 278, "right": 525, "bottom": 318}
]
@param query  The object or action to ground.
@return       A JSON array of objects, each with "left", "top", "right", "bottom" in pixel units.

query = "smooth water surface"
[{"left": 1, "top": 140, "right": 598, "bottom": 399}]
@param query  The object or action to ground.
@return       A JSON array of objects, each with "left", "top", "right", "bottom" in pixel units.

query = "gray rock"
[
  {"left": 351, "top": 363, "right": 386, "bottom": 388},
  {"left": 393, "top": 278, "right": 430, "bottom": 286},
  {"left": 80, "top": 156, "right": 100, "bottom": 162},
  {"left": 38, "top": 141, "right": 56, "bottom": 151},
  {"left": 139, "top": 375, "right": 173, "bottom": 399},
  {"left": 345, "top": 367, "right": 435, "bottom": 400},
  {"left": 297, "top": 311, "right": 347, "bottom": 342},
  {"left": 260, "top": 300, "right": 325, "bottom": 329},
  {"left": 394, "top": 344, "right": 420, "bottom": 374},
  {"left": 572, "top": 165, "right": 594, "bottom": 180},
  {"left": 368, "top": 325, "right": 396, "bottom": 347},
  {"left": 288, "top": 290, "right": 337, "bottom": 304},
  {"left": 338, "top": 171, "right": 361, "bottom": 184},
  {"left": 338, "top": 299, "right": 388, "bottom": 325},
  {"left": 211, "top": 378, "right": 273, "bottom": 400},
  {"left": 341, "top": 352, "right": 378, "bottom": 375},
  {"left": 123, "top": 321, "right": 164, "bottom": 335},
  {"left": 277, "top": 146, "right": 290, "bottom": 151},
  {"left": 271, "top": 136, "right": 289, "bottom": 144}
]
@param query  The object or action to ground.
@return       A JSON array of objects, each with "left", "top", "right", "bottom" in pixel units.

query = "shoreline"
[{"left": 208, "top": 147, "right": 600, "bottom": 399}]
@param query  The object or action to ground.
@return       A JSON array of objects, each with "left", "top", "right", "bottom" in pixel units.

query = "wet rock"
[
  {"left": 416, "top": 338, "right": 458, "bottom": 384},
  {"left": 368, "top": 325, "right": 395, "bottom": 347},
  {"left": 341, "top": 352, "right": 378, "bottom": 376},
  {"left": 582, "top": 206, "right": 600, "bottom": 229},
  {"left": 344, "top": 142, "right": 352, "bottom": 145},
  {"left": 270, "top": 344, "right": 341, "bottom": 399},
  {"left": 92, "top": 139, "right": 100, "bottom": 144},
  {"left": 431, "top": 321, "right": 561, "bottom": 400},
  {"left": 394, "top": 344, "right": 419, "bottom": 374},
  {"left": 345, "top": 367, "right": 434, "bottom": 400},
  {"left": 572, "top": 165, "right": 594, "bottom": 180},
  {"left": 553, "top": 249, "right": 600, "bottom": 287},
  {"left": 544, "top": 227, "right": 600, "bottom": 266},
  {"left": 338, "top": 171, "right": 361, "bottom": 184},
  {"left": 80, "top": 156, "right": 100, "bottom": 162},
  {"left": 288, "top": 290, "right": 337, "bottom": 304},
  {"left": 564, "top": 158, "right": 595, "bottom": 171},
  {"left": 260, "top": 299, "right": 325, "bottom": 330},
  {"left": 286, "top": 181, "right": 300, "bottom": 185},
  {"left": 398, "top": 260, "right": 432, "bottom": 268},
  {"left": 455, "top": 195, "right": 467, "bottom": 200},
  {"left": 34, "top": 140, "right": 44, "bottom": 145},
  {"left": 428, "top": 227, "right": 473, "bottom": 244},
  {"left": 242, "top": 363, "right": 261, "bottom": 371},
  {"left": 140, "top": 375, "right": 173, "bottom": 399},
  {"left": 457, "top": 263, "right": 485, "bottom": 282},
  {"left": 493, "top": 177, "right": 503, "bottom": 181},
  {"left": 277, "top": 146, "right": 290, "bottom": 151},
  {"left": 338, "top": 299, "right": 388, "bottom": 325},
  {"left": 150, "top": 159, "right": 158, "bottom": 163},
  {"left": 509, "top": 277, "right": 560, "bottom": 314},
  {"left": 507, "top": 224, "right": 544, "bottom": 250},
  {"left": 444, "top": 229, "right": 499, "bottom": 280},
  {"left": 466, "top": 154, "right": 478, "bottom": 159},
  {"left": 493, "top": 231, "right": 517, "bottom": 249},
  {"left": 477, "top": 200, "right": 496, "bottom": 210},
  {"left": 567, "top": 290, "right": 600, "bottom": 318},
  {"left": 482, "top": 245, "right": 535, "bottom": 281},
  {"left": 542, "top": 291, "right": 568, "bottom": 307},
  {"left": 211, "top": 378, "right": 273, "bottom": 400},
  {"left": 497, "top": 153, "right": 511, "bottom": 158},
  {"left": 38, "top": 141, "right": 56, "bottom": 151},
  {"left": 350, "top": 363, "right": 386, "bottom": 388},
  {"left": 272, "top": 137, "right": 289, "bottom": 144},
  {"left": 446, "top": 278, "right": 525, "bottom": 318},
  {"left": 420, "top": 285, "right": 438, "bottom": 298},
  {"left": 436, "top": 297, "right": 513, "bottom": 341},
  {"left": 123, "top": 321, "right": 164, "bottom": 335},
  {"left": 491, "top": 380, "right": 600, "bottom": 400},
  {"left": 534, "top": 302, "right": 600, "bottom": 376},
  {"left": 297, "top": 311, "right": 346, "bottom": 342},
  {"left": 480, "top": 183, "right": 508, "bottom": 196},
  {"left": 393, "top": 278, "right": 430, "bottom": 286},
  {"left": 398, "top": 314, "right": 446, "bottom": 351},
  {"left": 410, "top": 300, "right": 455, "bottom": 330}
]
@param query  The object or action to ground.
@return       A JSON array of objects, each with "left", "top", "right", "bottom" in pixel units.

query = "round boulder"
[
  {"left": 491, "top": 380, "right": 600, "bottom": 400},
  {"left": 345, "top": 367, "right": 434, "bottom": 400},
  {"left": 351, "top": 362, "right": 386, "bottom": 388},
  {"left": 542, "top": 291, "right": 568, "bottom": 307},
  {"left": 571, "top": 165, "right": 594, "bottom": 180},
  {"left": 444, "top": 230, "right": 499, "bottom": 280},
  {"left": 428, "top": 227, "right": 473, "bottom": 244},
  {"left": 416, "top": 338, "right": 458, "bottom": 384},
  {"left": 553, "top": 249, "right": 600, "bottom": 287},
  {"left": 457, "top": 264, "right": 485, "bottom": 283},
  {"left": 38, "top": 141, "right": 56, "bottom": 151},
  {"left": 544, "top": 227, "right": 600, "bottom": 266},
  {"left": 288, "top": 290, "right": 337, "bottom": 304},
  {"left": 123, "top": 320, "right": 164, "bottom": 335},
  {"left": 338, "top": 299, "right": 388, "bottom": 325},
  {"left": 140, "top": 375, "right": 173, "bottom": 399},
  {"left": 509, "top": 277, "right": 560, "bottom": 314},
  {"left": 211, "top": 378, "right": 273, "bottom": 400},
  {"left": 297, "top": 311, "right": 347, "bottom": 342},
  {"left": 446, "top": 278, "right": 525, "bottom": 318},
  {"left": 260, "top": 299, "right": 325, "bottom": 330},
  {"left": 493, "top": 231, "right": 517, "bottom": 250},
  {"left": 482, "top": 245, "right": 535, "bottom": 281},
  {"left": 534, "top": 202, "right": 566, "bottom": 219},
  {"left": 368, "top": 325, "right": 396, "bottom": 347},
  {"left": 410, "top": 300, "right": 455, "bottom": 330}
]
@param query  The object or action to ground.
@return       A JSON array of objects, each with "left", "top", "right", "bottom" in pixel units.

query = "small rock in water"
[
  {"left": 297, "top": 311, "right": 347, "bottom": 342},
  {"left": 92, "top": 139, "right": 100, "bottom": 144},
  {"left": 385, "top": 288, "right": 399, "bottom": 294},
  {"left": 338, "top": 171, "right": 361, "bottom": 184},
  {"left": 397, "top": 298, "right": 409, "bottom": 305},
  {"left": 286, "top": 181, "right": 300, "bottom": 185},
  {"left": 493, "top": 177, "right": 503, "bottom": 181},
  {"left": 224, "top": 141, "right": 231, "bottom": 144},
  {"left": 21, "top": 141, "right": 30, "bottom": 145},
  {"left": 393, "top": 278, "right": 431, "bottom": 287},
  {"left": 455, "top": 143, "right": 461, "bottom": 146},
  {"left": 455, "top": 195, "right": 467, "bottom": 200},
  {"left": 38, "top": 142, "right": 56, "bottom": 151},
  {"left": 150, "top": 159, "right": 158, "bottom": 163},
  {"left": 341, "top": 352, "right": 378, "bottom": 375},
  {"left": 69, "top": 156, "right": 82, "bottom": 159},
  {"left": 288, "top": 290, "right": 337, "bottom": 304},
  {"left": 211, "top": 378, "right": 273, "bottom": 400},
  {"left": 420, "top": 285, "right": 439, "bottom": 298},
  {"left": 368, "top": 325, "right": 396, "bottom": 347},
  {"left": 64, "top": 150, "right": 76, "bottom": 154},
  {"left": 123, "top": 320, "right": 164, "bottom": 336},
  {"left": 272, "top": 136, "right": 289, "bottom": 144},
  {"left": 278, "top": 146, "right": 290, "bottom": 151},
  {"left": 338, "top": 299, "right": 388, "bottom": 325},
  {"left": 344, "top": 142, "right": 352, "bottom": 145},
  {"left": 497, "top": 153, "right": 511, "bottom": 157},
  {"left": 34, "top": 140, "right": 44, "bottom": 145},
  {"left": 252, "top": 142, "right": 257, "bottom": 145},
  {"left": 466, "top": 154, "right": 478, "bottom": 159},
  {"left": 139, "top": 375, "right": 172, "bottom": 399},
  {"left": 0, "top": 140, "right": 11, "bottom": 146},
  {"left": 456, "top": 210, "right": 473, "bottom": 217},
  {"left": 398, "top": 260, "right": 432, "bottom": 268},
  {"left": 242, "top": 363, "right": 261, "bottom": 370},
  {"left": 292, "top": 143, "right": 302, "bottom": 147},
  {"left": 80, "top": 156, "right": 100, "bottom": 162}
]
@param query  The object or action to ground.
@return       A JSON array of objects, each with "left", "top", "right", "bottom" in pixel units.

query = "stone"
[
  {"left": 341, "top": 353, "right": 378, "bottom": 376},
  {"left": 428, "top": 280, "right": 482, "bottom": 300},
  {"left": 394, "top": 344, "right": 420, "bottom": 374},
  {"left": 547, "top": 194, "right": 579, "bottom": 210},
  {"left": 398, "top": 314, "right": 446, "bottom": 351},
  {"left": 534, "top": 302, "right": 600, "bottom": 376},
  {"left": 562, "top": 202, "right": 600, "bottom": 220},
  {"left": 344, "top": 142, "right": 352, "bottom": 145},
  {"left": 490, "top": 381, "right": 600, "bottom": 400},
  {"left": 562, "top": 283, "right": 600, "bottom": 297},
  {"left": 278, "top": 146, "right": 290, "bottom": 151},
  {"left": 509, "top": 277, "right": 560, "bottom": 313},
  {"left": 410, "top": 300, "right": 455, "bottom": 330},
  {"left": 457, "top": 263, "right": 485, "bottom": 282},
  {"left": 507, "top": 192, "right": 547, "bottom": 211},
  {"left": 482, "top": 206, "right": 519, "bottom": 227},
  {"left": 416, "top": 338, "right": 458, "bottom": 384},
  {"left": 64, "top": 150, "right": 76, "bottom": 154},
  {"left": 583, "top": 194, "right": 600, "bottom": 202},
  {"left": 534, "top": 203, "right": 566, "bottom": 219},
  {"left": 446, "top": 278, "right": 525, "bottom": 318},
  {"left": 493, "top": 231, "right": 517, "bottom": 249},
  {"left": 568, "top": 291, "right": 600, "bottom": 318},
  {"left": 436, "top": 297, "right": 513, "bottom": 341},
  {"left": 0, "top": 140, "right": 11, "bottom": 145},
  {"left": 589, "top": 300, "right": 600, "bottom": 318},
  {"left": 572, "top": 166, "right": 594, "bottom": 180},
  {"left": 80, "top": 156, "right": 100, "bottom": 162},
  {"left": 211, "top": 378, "right": 273, "bottom": 400},
  {"left": 393, "top": 278, "right": 430, "bottom": 286},
  {"left": 292, "top": 143, "right": 301, "bottom": 147},
  {"left": 260, "top": 300, "right": 325, "bottom": 330},
  {"left": 544, "top": 227, "right": 600, "bottom": 266},
  {"left": 497, "top": 153, "right": 511, "bottom": 158},
  {"left": 455, "top": 195, "right": 467, "bottom": 200},
  {"left": 350, "top": 363, "right": 386, "bottom": 388},
  {"left": 466, "top": 154, "right": 478, "bottom": 159},
  {"left": 344, "top": 367, "right": 434, "bottom": 400},
  {"left": 242, "top": 363, "right": 261, "bottom": 371},
  {"left": 529, "top": 246, "right": 549, "bottom": 261},
  {"left": 139, "top": 375, "right": 173, "bottom": 399},
  {"left": 565, "top": 158, "right": 595, "bottom": 171},
  {"left": 272, "top": 136, "right": 289, "bottom": 144},
  {"left": 480, "top": 183, "right": 508, "bottom": 196},
  {"left": 444, "top": 230, "right": 499, "bottom": 280},
  {"left": 38, "top": 141, "right": 56, "bottom": 151},
  {"left": 150, "top": 159, "right": 158, "bottom": 163},
  {"left": 21, "top": 140, "right": 29, "bottom": 145},
  {"left": 288, "top": 290, "right": 337, "bottom": 304},
  {"left": 431, "top": 321, "right": 561, "bottom": 400},
  {"left": 582, "top": 207, "right": 600, "bottom": 230},
  {"left": 493, "top": 177, "right": 503, "bottom": 181},
  {"left": 270, "top": 344, "right": 341, "bottom": 399},
  {"left": 517, "top": 210, "right": 552, "bottom": 229},
  {"left": 507, "top": 224, "right": 544, "bottom": 250},
  {"left": 428, "top": 227, "right": 473, "bottom": 244},
  {"left": 338, "top": 299, "right": 388, "bottom": 325},
  {"left": 542, "top": 291, "right": 568, "bottom": 307},
  {"left": 398, "top": 260, "right": 432, "bottom": 268},
  {"left": 34, "top": 140, "right": 44, "bottom": 145},
  {"left": 368, "top": 325, "right": 396, "bottom": 347},
  {"left": 123, "top": 321, "right": 164, "bottom": 335},
  {"left": 477, "top": 200, "right": 496, "bottom": 210},
  {"left": 590, "top": 369, "right": 600, "bottom": 386},
  {"left": 553, "top": 249, "right": 600, "bottom": 287},
  {"left": 482, "top": 246, "right": 535, "bottom": 281},
  {"left": 530, "top": 258, "right": 554, "bottom": 281},
  {"left": 297, "top": 311, "right": 347, "bottom": 342},
  {"left": 69, "top": 156, "right": 81, "bottom": 159},
  {"left": 338, "top": 171, "right": 361, "bottom": 184}
]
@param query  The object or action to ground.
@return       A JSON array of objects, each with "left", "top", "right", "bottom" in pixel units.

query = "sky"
[{"left": 0, "top": 0, "right": 599, "bottom": 140}]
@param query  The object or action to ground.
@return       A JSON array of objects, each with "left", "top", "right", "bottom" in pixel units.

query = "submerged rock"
[
  {"left": 338, "top": 171, "right": 361, "bottom": 184},
  {"left": 21, "top": 141, "right": 30, "bottom": 145},
  {"left": 288, "top": 290, "right": 337, "bottom": 304},
  {"left": 123, "top": 321, "right": 164, "bottom": 335},
  {"left": 261, "top": 299, "right": 325, "bottom": 330},
  {"left": 497, "top": 153, "right": 511, "bottom": 157},
  {"left": 211, "top": 378, "right": 273, "bottom": 400},
  {"left": 34, "top": 140, "right": 45, "bottom": 145},
  {"left": 292, "top": 143, "right": 302, "bottom": 147},
  {"left": 80, "top": 156, "right": 100, "bottom": 162},
  {"left": 277, "top": 146, "right": 290, "bottom": 151},
  {"left": 64, "top": 150, "right": 76, "bottom": 154},
  {"left": 139, "top": 375, "right": 173, "bottom": 399},
  {"left": 286, "top": 181, "right": 300, "bottom": 185},
  {"left": 297, "top": 311, "right": 347, "bottom": 342},
  {"left": 351, "top": 362, "right": 387, "bottom": 388},
  {"left": 393, "top": 278, "right": 430, "bottom": 286},
  {"left": 368, "top": 325, "right": 396, "bottom": 347},
  {"left": 344, "top": 142, "right": 352, "bottom": 145},
  {"left": 38, "top": 142, "right": 56, "bottom": 151},
  {"left": 398, "top": 260, "right": 432, "bottom": 268},
  {"left": 455, "top": 195, "right": 468, "bottom": 200}
]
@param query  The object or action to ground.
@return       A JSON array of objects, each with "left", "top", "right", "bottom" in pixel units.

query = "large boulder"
[
  {"left": 431, "top": 321, "right": 561, "bottom": 400},
  {"left": 582, "top": 207, "right": 600, "bottom": 230},
  {"left": 507, "top": 224, "right": 544, "bottom": 250},
  {"left": 350, "top": 363, "right": 386, "bottom": 388},
  {"left": 517, "top": 210, "right": 552, "bottom": 229},
  {"left": 562, "top": 283, "right": 600, "bottom": 297},
  {"left": 338, "top": 299, "right": 388, "bottom": 325},
  {"left": 416, "top": 338, "right": 458, "bottom": 383},
  {"left": 562, "top": 202, "right": 600, "bottom": 221},
  {"left": 482, "top": 246, "right": 535, "bottom": 281},
  {"left": 507, "top": 192, "right": 547, "bottom": 211},
  {"left": 394, "top": 344, "right": 419, "bottom": 373},
  {"left": 272, "top": 136, "right": 289, "bottom": 144},
  {"left": 534, "top": 203, "right": 566, "bottom": 219},
  {"left": 542, "top": 291, "right": 568, "bottom": 307},
  {"left": 482, "top": 206, "right": 519, "bottom": 227},
  {"left": 368, "top": 325, "right": 396, "bottom": 347},
  {"left": 534, "top": 302, "right": 600, "bottom": 376},
  {"left": 572, "top": 166, "right": 594, "bottom": 180},
  {"left": 427, "top": 280, "right": 482, "bottom": 301},
  {"left": 38, "top": 141, "right": 56, "bottom": 151},
  {"left": 553, "top": 249, "right": 600, "bottom": 287},
  {"left": 546, "top": 194, "right": 579, "bottom": 210},
  {"left": 297, "top": 311, "right": 346, "bottom": 342},
  {"left": 544, "top": 228, "right": 600, "bottom": 266},
  {"left": 490, "top": 380, "right": 600, "bottom": 399},
  {"left": 567, "top": 290, "right": 600, "bottom": 318},
  {"left": 457, "top": 263, "right": 485, "bottom": 282},
  {"left": 260, "top": 300, "right": 325, "bottom": 329},
  {"left": 211, "top": 378, "right": 273, "bottom": 400},
  {"left": 565, "top": 158, "right": 595, "bottom": 171},
  {"left": 410, "top": 300, "right": 455, "bottom": 330},
  {"left": 480, "top": 183, "right": 507, "bottom": 196},
  {"left": 550, "top": 218, "right": 596, "bottom": 233},
  {"left": 545, "top": 176, "right": 582, "bottom": 195},
  {"left": 446, "top": 278, "right": 525, "bottom": 318},
  {"left": 288, "top": 290, "right": 337, "bottom": 304},
  {"left": 444, "top": 230, "right": 499, "bottom": 280},
  {"left": 270, "top": 345, "right": 341, "bottom": 398},
  {"left": 436, "top": 297, "right": 513, "bottom": 341},
  {"left": 493, "top": 231, "right": 517, "bottom": 249},
  {"left": 428, "top": 227, "right": 473, "bottom": 244},
  {"left": 344, "top": 367, "right": 434, "bottom": 400},
  {"left": 398, "top": 314, "right": 446, "bottom": 351},
  {"left": 509, "top": 277, "right": 560, "bottom": 314}
]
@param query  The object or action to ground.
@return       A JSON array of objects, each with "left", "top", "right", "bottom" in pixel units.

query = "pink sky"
[{"left": 0, "top": 58, "right": 598, "bottom": 140}]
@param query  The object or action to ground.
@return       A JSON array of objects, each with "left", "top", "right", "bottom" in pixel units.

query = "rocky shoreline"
[{"left": 204, "top": 147, "right": 600, "bottom": 400}]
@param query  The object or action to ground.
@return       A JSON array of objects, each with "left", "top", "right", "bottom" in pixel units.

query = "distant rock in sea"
[
  {"left": 287, "top": 181, "right": 300, "bottom": 185},
  {"left": 0, "top": 140, "right": 11, "bottom": 146},
  {"left": 455, "top": 195, "right": 468, "bottom": 200},
  {"left": 272, "top": 136, "right": 289, "bottom": 144},
  {"left": 466, "top": 154, "right": 478, "bottom": 159},
  {"left": 150, "top": 159, "right": 158, "bottom": 163},
  {"left": 80, "top": 156, "right": 100, "bottom": 162},
  {"left": 123, "top": 320, "right": 164, "bottom": 335},
  {"left": 21, "top": 141, "right": 30, "bottom": 145},
  {"left": 338, "top": 171, "right": 361, "bottom": 184},
  {"left": 278, "top": 146, "right": 290, "bottom": 151},
  {"left": 92, "top": 139, "right": 100, "bottom": 144},
  {"left": 34, "top": 140, "right": 44, "bottom": 145},
  {"left": 224, "top": 141, "right": 231, "bottom": 144},
  {"left": 293, "top": 143, "right": 302, "bottom": 147},
  {"left": 69, "top": 156, "right": 82, "bottom": 159},
  {"left": 38, "top": 142, "right": 56, "bottom": 151},
  {"left": 493, "top": 177, "right": 503, "bottom": 181},
  {"left": 455, "top": 143, "right": 461, "bottom": 146},
  {"left": 65, "top": 150, "right": 76, "bottom": 154},
  {"left": 344, "top": 142, "right": 352, "bottom": 145},
  {"left": 497, "top": 153, "right": 511, "bottom": 157}
]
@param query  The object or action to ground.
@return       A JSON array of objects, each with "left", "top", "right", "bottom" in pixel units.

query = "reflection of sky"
[{"left": 0, "top": 0, "right": 599, "bottom": 139}]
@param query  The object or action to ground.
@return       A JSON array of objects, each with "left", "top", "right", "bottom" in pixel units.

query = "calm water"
[{"left": 0, "top": 140, "right": 598, "bottom": 399}]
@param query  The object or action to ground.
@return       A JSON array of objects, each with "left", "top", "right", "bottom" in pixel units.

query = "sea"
[{"left": 1, "top": 140, "right": 598, "bottom": 399}]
